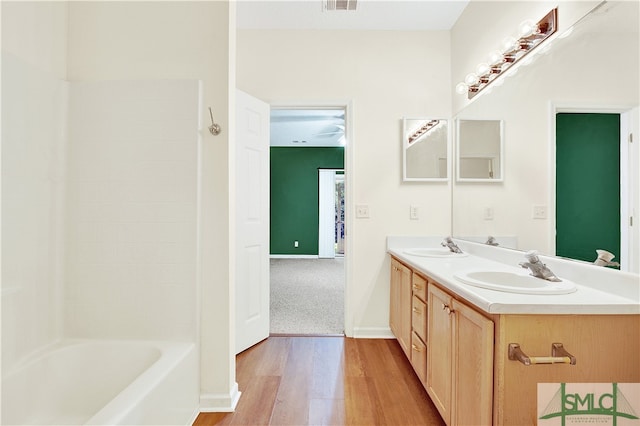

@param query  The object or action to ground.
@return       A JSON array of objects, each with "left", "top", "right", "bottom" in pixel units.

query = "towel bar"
[{"left": 508, "top": 342, "right": 576, "bottom": 366}]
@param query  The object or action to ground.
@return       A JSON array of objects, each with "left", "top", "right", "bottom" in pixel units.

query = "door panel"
[{"left": 236, "top": 90, "right": 270, "bottom": 354}]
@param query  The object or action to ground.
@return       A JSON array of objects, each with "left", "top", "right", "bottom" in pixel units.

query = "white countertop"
[{"left": 387, "top": 236, "right": 640, "bottom": 315}]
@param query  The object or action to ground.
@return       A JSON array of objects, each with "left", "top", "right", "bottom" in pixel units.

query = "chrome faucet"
[
  {"left": 594, "top": 249, "right": 621, "bottom": 268},
  {"left": 519, "top": 250, "right": 562, "bottom": 282},
  {"left": 485, "top": 236, "right": 499, "bottom": 246},
  {"left": 442, "top": 237, "right": 463, "bottom": 254}
]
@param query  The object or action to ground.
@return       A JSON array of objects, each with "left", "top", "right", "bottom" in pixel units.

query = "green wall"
[
  {"left": 270, "top": 147, "right": 344, "bottom": 255},
  {"left": 556, "top": 113, "right": 620, "bottom": 264}
]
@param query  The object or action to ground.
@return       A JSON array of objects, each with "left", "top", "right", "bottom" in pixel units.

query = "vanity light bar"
[
  {"left": 408, "top": 119, "right": 441, "bottom": 144},
  {"left": 456, "top": 8, "right": 557, "bottom": 100}
]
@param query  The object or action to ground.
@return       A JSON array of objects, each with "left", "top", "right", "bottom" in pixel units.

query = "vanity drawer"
[
  {"left": 412, "top": 273, "right": 427, "bottom": 301},
  {"left": 412, "top": 295, "right": 427, "bottom": 342},
  {"left": 411, "top": 331, "right": 427, "bottom": 385}
]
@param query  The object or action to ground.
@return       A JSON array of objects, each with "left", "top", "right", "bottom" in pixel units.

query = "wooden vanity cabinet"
[
  {"left": 427, "top": 283, "right": 494, "bottom": 426},
  {"left": 390, "top": 255, "right": 640, "bottom": 425},
  {"left": 390, "top": 257, "right": 493, "bottom": 424}
]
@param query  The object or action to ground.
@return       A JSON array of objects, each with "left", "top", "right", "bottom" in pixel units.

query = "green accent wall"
[
  {"left": 270, "top": 147, "right": 344, "bottom": 255},
  {"left": 556, "top": 113, "right": 620, "bottom": 264}
]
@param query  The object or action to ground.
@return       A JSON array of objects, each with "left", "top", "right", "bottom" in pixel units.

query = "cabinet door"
[
  {"left": 452, "top": 299, "right": 494, "bottom": 426},
  {"left": 426, "top": 284, "right": 453, "bottom": 424},
  {"left": 390, "top": 259, "right": 411, "bottom": 356}
]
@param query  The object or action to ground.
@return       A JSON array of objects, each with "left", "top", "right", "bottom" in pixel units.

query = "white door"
[
  {"left": 318, "top": 170, "right": 336, "bottom": 258},
  {"left": 236, "top": 90, "right": 270, "bottom": 354}
]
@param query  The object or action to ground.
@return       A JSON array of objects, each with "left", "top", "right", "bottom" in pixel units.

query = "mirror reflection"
[
  {"left": 452, "top": 1, "right": 639, "bottom": 272},
  {"left": 403, "top": 118, "right": 449, "bottom": 181},
  {"left": 456, "top": 119, "right": 503, "bottom": 181}
]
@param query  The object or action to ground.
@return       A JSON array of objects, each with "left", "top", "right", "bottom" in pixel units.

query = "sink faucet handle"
[{"left": 524, "top": 250, "right": 540, "bottom": 262}]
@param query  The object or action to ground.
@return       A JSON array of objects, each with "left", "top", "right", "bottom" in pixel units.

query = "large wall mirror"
[
  {"left": 403, "top": 118, "right": 449, "bottom": 181},
  {"left": 452, "top": 1, "right": 639, "bottom": 272},
  {"left": 456, "top": 119, "right": 504, "bottom": 181}
]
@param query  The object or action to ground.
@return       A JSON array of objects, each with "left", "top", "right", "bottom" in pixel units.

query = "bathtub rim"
[{"left": 2, "top": 338, "right": 197, "bottom": 425}]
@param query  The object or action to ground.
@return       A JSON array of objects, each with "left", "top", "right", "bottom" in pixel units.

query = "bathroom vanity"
[{"left": 388, "top": 237, "right": 640, "bottom": 425}]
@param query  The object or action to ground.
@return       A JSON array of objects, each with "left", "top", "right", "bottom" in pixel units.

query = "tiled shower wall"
[
  {"left": 1, "top": 53, "right": 69, "bottom": 369},
  {"left": 64, "top": 80, "right": 200, "bottom": 341}
]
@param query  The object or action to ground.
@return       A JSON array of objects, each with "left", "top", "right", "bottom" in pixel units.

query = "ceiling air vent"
[{"left": 324, "top": 0, "right": 357, "bottom": 11}]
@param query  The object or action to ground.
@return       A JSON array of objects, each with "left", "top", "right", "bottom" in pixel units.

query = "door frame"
[
  {"left": 270, "top": 100, "right": 354, "bottom": 336},
  {"left": 550, "top": 103, "right": 637, "bottom": 271}
]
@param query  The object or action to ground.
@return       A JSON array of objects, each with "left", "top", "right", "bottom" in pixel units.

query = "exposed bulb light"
[
  {"left": 476, "top": 62, "right": 490, "bottom": 76},
  {"left": 455, "top": 8, "right": 557, "bottom": 100},
  {"left": 455, "top": 82, "right": 468, "bottom": 95},
  {"left": 465, "top": 73, "right": 479, "bottom": 85},
  {"left": 488, "top": 50, "right": 503, "bottom": 65},
  {"left": 501, "top": 36, "right": 518, "bottom": 53},
  {"left": 518, "top": 19, "right": 537, "bottom": 37}
]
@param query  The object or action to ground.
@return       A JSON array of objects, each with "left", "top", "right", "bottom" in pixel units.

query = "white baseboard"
[
  {"left": 352, "top": 326, "right": 395, "bottom": 339},
  {"left": 199, "top": 382, "right": 241, "bottom": 413},
  {"left": 270, "top": 254, "right": 319, "bottom": 259}
]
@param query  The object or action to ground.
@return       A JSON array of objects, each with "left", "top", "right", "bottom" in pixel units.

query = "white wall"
[
  {"left": 1, "top": 2, "right": 69, "bottom": 371},
  {"left": 65, "top": 80, "right": 199, "bottom": 341},
  {"left": 237, "top": 29, "right": 452, "bottom": 336}
]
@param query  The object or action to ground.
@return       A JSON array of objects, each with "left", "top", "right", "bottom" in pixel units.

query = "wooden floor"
[{"left": 193, "top": 336, "right": 445, "bottom": 425}]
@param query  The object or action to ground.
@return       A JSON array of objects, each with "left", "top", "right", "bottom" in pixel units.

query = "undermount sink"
[
  {"left": 454, "top": 270, "right": 577, "bottom": 295},
  {"left": 403, "top": 248, "right": 469, "bottom": 258}
]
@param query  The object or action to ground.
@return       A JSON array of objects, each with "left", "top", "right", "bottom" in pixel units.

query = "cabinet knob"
[
  {"left": 412, "top": 344, "right": 422, "bottom": 352},
  {"left": 413, "top": 307, "right": 421, "bottom": 314},
  {"left": 441, "top": 303, "right": 454, "bottom": 315},
  {"left": 413, "top": 284, "right": 422, "bottom": 291}
]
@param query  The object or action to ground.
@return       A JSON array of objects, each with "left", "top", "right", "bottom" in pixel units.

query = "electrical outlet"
[
  {"left": 484, "top": 207, "right": 494, "bottom": 220},
  {"left": 533, "top": 205, "right": 547, "bottom": 219},
  {"left": 356, "top": 204, "right": 370, "bottom": 218},
  {"left": 294, "top": 240, "right": 299, "bottom": 248},
  {"left": 410, "top": 205, "right": 419, "bottom": 220}
]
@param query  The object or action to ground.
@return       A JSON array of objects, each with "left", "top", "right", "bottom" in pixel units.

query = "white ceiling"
[
  {"left": 237, "top": 0, "right": 469, "bottom": 31},
  {"left": 239, "top": 0, "right": 470, "bottom": 147}
]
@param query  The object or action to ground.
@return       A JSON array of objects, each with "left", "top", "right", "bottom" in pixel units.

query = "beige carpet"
[{"left": 270, "top": 258, "right": 345, "bottom": 335}]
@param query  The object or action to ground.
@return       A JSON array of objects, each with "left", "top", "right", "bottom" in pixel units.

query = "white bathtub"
[{"left": 1, "top": 340, "right": 199, "bottom": 425}]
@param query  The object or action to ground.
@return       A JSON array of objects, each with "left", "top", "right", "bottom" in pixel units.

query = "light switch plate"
[
  {"left": 356, "top": 204, "right": 370, "bottom": 218},
  {"left": 410, "top": 205, "right": 419, "bottom": 220},
  {"left": 533, "top": 205, "right": 547, "bottom": 219}
]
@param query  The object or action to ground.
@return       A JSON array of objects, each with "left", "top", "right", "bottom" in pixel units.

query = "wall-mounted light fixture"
[
  {"left": 408, "top": 119, "right": 441, "bottom": 144},
  {"left": 455, "top": 8, "right": 557, "bottom": 99}
]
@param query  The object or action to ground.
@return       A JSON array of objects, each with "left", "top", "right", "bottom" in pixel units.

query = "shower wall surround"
[
  {"left": 65, "top": 80, "right": 200, "bottom": 340},
  {"left": 1, "top": 53, "right": 69, "bottom": 370},
  {"left": 2, "top": 67, "right": 201, "bottom": 374}
]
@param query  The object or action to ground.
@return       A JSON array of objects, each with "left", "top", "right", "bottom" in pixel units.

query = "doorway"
[
  {"left": 554, "top": 108, "right": 638, "bottom": 272},
  {"left": 269, "top": 107, "right": 347, "bottom": 335},
  {"left": 556, "top": 113, "right": 621, "bottom": 263}
]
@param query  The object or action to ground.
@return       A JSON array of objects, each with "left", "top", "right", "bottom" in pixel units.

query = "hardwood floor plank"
[
  {"left": 231, "top": 376, "right": 281, "bottom": 425},
  {"left": 193, "top": 337, "right": 445, "bottom": 426},
  {"left": 343, "top": 376, "right": 380, "bottom": 425},
  {"left": 269, "top": 337, "right": 316, "bottom": 425},
  {"left": 311, "top": 337, "right": 345, "bottom": 400},
  {"left": 308, "top": 398, "right": 346, "bottom": 425}
]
